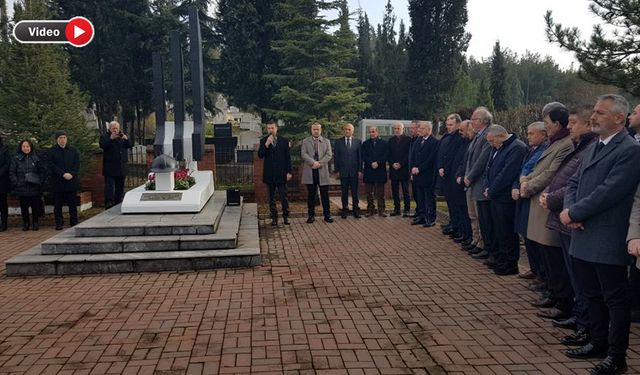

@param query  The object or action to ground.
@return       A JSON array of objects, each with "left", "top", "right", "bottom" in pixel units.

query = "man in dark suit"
[
  {"left": 484, "top": 125, "right": 528, "bottom": 275},
  {"left": 408, "top": 120, "right": 420, "bottom": 217},
  {"left": 258, "top": 120, "right": 292, "bottom": 226},
  {"left": 48, "top": 130, "right": 81, "bottom": 230},
  {"left": 334, "top": 123, "right": 362, "bottom": 219},
  {"left": 388, "top": 122, "right": 412, "bottom": 217},
  {"left": 410, "top": 121, "right": 439, "bottom": 227},
  {"left": 464, "top": 107, "right": 493, "bottom": 260},
  {"left": 438, "top": 114, "right": 470, "bottom": 242},
  {"left": 361, "top": 126, "right": 388, "bottom": 217},
  {"left": 99, "top": 121, "right": 134, "bottom": 208},
  {"left": 562, "top": 94, "right": 640, "bottom": 374}
]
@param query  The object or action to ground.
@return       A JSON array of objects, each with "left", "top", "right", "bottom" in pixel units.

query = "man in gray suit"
[
  {"left": 334, "top": 123, "right": 362, "bottom": 219},
  {"left": 463, "top": 107, "right": 493, "bottom": 260},
  {"left": 562, "top": 94, "right": 640, "bottom": 374},
  {"left": 302, "top": 122, "right": 334, "bottom": 223}
]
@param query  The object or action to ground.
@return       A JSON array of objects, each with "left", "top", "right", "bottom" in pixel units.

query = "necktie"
[
  {"left": 347, "top": 138, "right": 351, "bottom": 149},
  {"left": 421, "top": 138, "right": 425, "bottom": 146},
  {"left": 272, "top": 136, "right": 277, "bottom": 147},
  {"left": 594, "top": 141, "right": 605, "bottom": 155},
  {"left": 313, "top": 137, "right": 319, "bottom": 160}
]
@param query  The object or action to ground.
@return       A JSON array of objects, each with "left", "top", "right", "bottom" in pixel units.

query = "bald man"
[{"left": 388, "top": 122, "right": 412, "bottom": 216}]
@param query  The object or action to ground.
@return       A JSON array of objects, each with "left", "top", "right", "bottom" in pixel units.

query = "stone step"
[
  {"left": 6, "top": 203, "right": 260, "bottom": 276},
  {"left": 40, "top": 199, "right": 243, "bottom": 255},
  {"left": 73, "top": 191, "right": 227, "bottom": 237}
]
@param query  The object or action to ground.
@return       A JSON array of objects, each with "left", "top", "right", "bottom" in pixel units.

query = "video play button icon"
[{"left": 65, "top": 16, "right": 94, "bottom": 47}]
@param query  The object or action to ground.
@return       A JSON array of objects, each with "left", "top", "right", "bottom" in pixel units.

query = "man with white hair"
[
  {"left": 99, "top": 121, "right": 134, "bottom": 208},
  {"left": 564, "top": 94, "right": 640, "bottom": 374},
  {"left": 388, "top": 122, "right": 412, "bottom": 216}
]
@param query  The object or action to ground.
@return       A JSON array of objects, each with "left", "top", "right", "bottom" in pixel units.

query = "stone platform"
[{"left": 5, "top": 193, "right": 259, "bottom": 276}]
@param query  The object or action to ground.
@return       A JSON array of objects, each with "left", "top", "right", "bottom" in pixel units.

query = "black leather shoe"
[
  {"left": 565, "top": 343, "right": 608, "bottom": 360},
  {"left": 553, "top": 316, "right": 577, "bottom": 330},
  {"left": 0, "top": 222, "right": 7, "bottom": 232},
  {"left": 306, "top": 216, "right": 315, "bottom": 224},
  {"left": 364, "top": 211, "right": 375, "bottom": 218},
  {"left": 378, "top": 212, "right": 387, "bottom": 217},
  {"left": 55, "top": 225, "right": 63, "bottom": 231},
  {"left": 531, "top": 297, "right": 556, "bottom": 308},
  {"left": 442, "top": 228, "right": 454, "bottom": 235},
  {"left": 22, "top": 222, "right": 29, "bottom": 231},
  {"left": 462, "top": 243, "right": 477, "bottom": 251},
  {"left": 630, "top": 310, "right": 640, "bottom": 323},
  {"left": 353, "top": 211, "right": 362, "bottom": 219},
  {"left": 468, "top": 247, "right": 483, "bottom": 255},
  {"left": 283, "top": 217, "right": 290, "bottom": 225},
  {"left": 590, "top": 356, "right": 627, "bottom": 375},
  {"left": 340, "top": 211, "right": 348, "bottom": 219},
  {"left": 537, "top": 308, "right": 570, "bottom": 320},
  {"left": 423, "top": 221, "right": 435, "bottom": 227},
  {"left": 483, "top": 258, "right": 496, "bottom": 267},
  {"left": 324, "top": 216, "right": 334, "bottom": 223},
  {"left": 271, "top": 218, "right": 278, "bottom": 226},
  {"left": 494, "top": 268, "right": 519, "bottom": 276},
  {"left": 471, "top": 250, "right": 489, "bottom": 259},
  {"left": 461, "top": 239, "right": 473, "bottom": 246},
  {"left": 411, "top": 218, "right": 425, "bottom": 225},
  {"left": 32, "top": 221, "right": 39, "bottom": 231},
  {"left": 562, "top": 328, "right": 590, "bottom": 346},
  {"left": 390, "top": 211, "right": 401, "bottom": 217}
]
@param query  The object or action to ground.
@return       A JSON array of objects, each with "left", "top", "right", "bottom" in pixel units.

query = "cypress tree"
[{"left": 490, "top": 41, "right": 508, "bottom": 111}]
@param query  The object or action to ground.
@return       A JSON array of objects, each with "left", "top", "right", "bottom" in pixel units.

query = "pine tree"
[
  {"left": 0, "top": 0, "right": 95, "bottom": 172},
  {"left": 490, "top": 41, "right": 508, "bottom": 111},
  {"left": 215, "top": 0, "right": 276, "bottom": 113},
  {"left": 407, "top": 0, "right": 470, "bottom": 119},
  {"left": 546, "top": 1, "right": 640, "bottom": 96},
  {"left": 0, "top": 0, "right": 8, "bottom": 43},
  {"left": 266, "top": 0, "right": 369, "bottom": 138},
  {"left": 476, "top": 78, "right": 494, "bottom": 112}
]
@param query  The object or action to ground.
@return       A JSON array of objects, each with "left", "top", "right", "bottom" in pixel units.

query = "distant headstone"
[{"left": 214, "top": 123, "right": 232, "bottom": 138}]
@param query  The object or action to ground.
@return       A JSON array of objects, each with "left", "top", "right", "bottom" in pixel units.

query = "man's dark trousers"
[
  {"left": 415, "top": 185, "right": 435, "bottom": 223},
  {"left": 53, "top": 191, "right": 78, "bottom": 226},
  {"left": 561, "top": 234, "right": 589, "bottom": 330},
  {"left": 476, "top": 200, "right": 494, "bottom": 255},
  {"left": 391, "top": 179, "right": 410, "bottom": 213},
  {"left": 268, "top": 183, "right": 289, "bottom": 218},
  {"left": 540, "top": 243, "right": 574, "bottom": 313},
  {"left": 307, "top": 170, "right": 330, "bottom": 218},
  {"left": 340, "top": 176, "right": 359, "bottom": 211},
  {"left": 490, "top": 200, "right": 519, "bottom": 269},
  {"left": 105, "top": 175, "right": 126, "bottom": 207},
  {"left": 573, "top": 257, "right": 630, "bottom": 359}
]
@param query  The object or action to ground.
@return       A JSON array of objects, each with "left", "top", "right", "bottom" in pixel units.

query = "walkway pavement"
[{"left": 0, "top": 215, "right": 639, "bottom": 374}]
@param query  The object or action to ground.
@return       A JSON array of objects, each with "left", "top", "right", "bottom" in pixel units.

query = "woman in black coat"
[
  {"left": 0, "top": 137, "right": 10, "bottom": 231},
  {"left": 10, "top": 140, "right": 47, "bottom": 231}
]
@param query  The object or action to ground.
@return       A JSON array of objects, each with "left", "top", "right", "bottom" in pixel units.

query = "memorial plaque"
[{"left": 140, "top": 192, "right": 183, "bottom": 201}]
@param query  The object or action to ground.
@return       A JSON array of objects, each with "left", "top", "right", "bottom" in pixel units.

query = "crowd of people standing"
[{"left": 260, "top": 94, "right": 640, "bottom": 375}]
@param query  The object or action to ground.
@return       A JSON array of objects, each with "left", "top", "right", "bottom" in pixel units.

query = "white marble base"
[{"left": 121, "top": 170, "right": 215, "bottom": 214}]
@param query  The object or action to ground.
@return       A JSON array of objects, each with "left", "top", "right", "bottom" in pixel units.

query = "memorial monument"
[{"left": 121, "top": 7, "right": 214, "bottom": 213}]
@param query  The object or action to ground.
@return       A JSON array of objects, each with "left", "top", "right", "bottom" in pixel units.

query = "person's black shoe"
[
  {"left": 565, "top": 343, "right": 608, "bottom": 360},
  {"left": 341, "top": 211, "right": 348, "bottom": 219},
  {"left": 402, "top": 211, "right": 410, "bottom": 218},
  {"left": 423, "top": 221, "right": 435, "bottom": 228},
  {"left": 390, "top": 210, "right": 401, "bottom": 217},
  {"left": 537, "top": 307, "right": 570, "bottom": 320},
  {"left": 453, "top": 236, "right": 468, "bottom": 243},
  {"left": 411, "top": 218, "right": 425, "bottom": 225},
  {"left": 324, "top": 216, "right": 334, "bottom": 223},
  {"left": 55, "top": 225, "right": 63, "bottom": 230},
  {"left": 531, "top": 297, "right": 556, "bottom": 308},
  {"left": 462, "top": 242, "right": 477, "bottom": 251},
  {"left": 32, "top": 221, "right": 39, "bottom": 231},
  {"left": 353, "top": 210, "right": 362, "bottom": 219},
  {"left": 562, "top": 328, "right": 590, "bottom": 346},
  {"left": 378, "top": 212, "right": 387, "bottom": 217},
  {"left": 270, "top": 217, "right": 278, "bottom": 226},
  {"left": 283, "top": 217, "right": 290, "bottom": 225},
  {"left": 364, "top": 211, "right": 375, "bottom": 218},
  {"left": 306, "top": 216, "right": 315, "bottom": 224},
  {"left": 460, "top": 238, "right": 473, "bottom": 246},
  {"left": 0, "top": 222, "right": 7, "bottom": 232},
  {"left": 630, "top": 310, "right": 640, "bottom": 323},
  {"left": 590, "top": 356, "right": 627, "bottom": 375},
  {"left": 22, "top": 222, "right": 29, "bottom": 231},
  {"left": 468, "top": 247, "right": 484, "bottom": 255},
  {"left": 494, "top": 267, "right": 519, "bottom": 276},
  {"left": 553, "top": 316, "right": 577, "bottom": 330},
  {"left": 471, "top": 250, "right": 489, "bottom": 259}
]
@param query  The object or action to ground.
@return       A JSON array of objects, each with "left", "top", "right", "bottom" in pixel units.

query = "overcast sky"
[{"left": 350, "top": 0, "right": 598, "bottom": 69}]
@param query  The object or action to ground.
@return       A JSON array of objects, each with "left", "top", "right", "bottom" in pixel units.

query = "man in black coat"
[
  {"left": 484, "top": 126, "right": 528, "bottom": 275},
  {"left": 387, "top": 122, "right": 412, "bottom": 217},
  {"left": 0, "top": 137, "right": 10, "bottom": 231},
  {"left": 334, "top": 123, "right": 362, "bottom": 219},
  {"left": 410, "top": 121, "right": 439, "bottom": 227},
  {"left": 408, "top": 120, "right": 420, "bottom": 216},
  {"left": 258, "top": 120, "right": 292, "bottom": 226},
  {"left": 438, "top": 114, "right": 470, "bottom": 241},
  {"left": 361, "top": 126, "right": 388, "bottom": 217},
  {"left": 48, "top": 130, "right": 81, "bottom": 230},
  {"left": 562, "top": 94, "right": 640, "bottom": 374},
  {"left": 99, "top": 121, "right": 134, "bottom": 208}
]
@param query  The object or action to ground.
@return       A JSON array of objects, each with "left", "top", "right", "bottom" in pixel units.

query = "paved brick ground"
[{"left": 0, "top": 215, "right": 639, "bottom": 374}]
